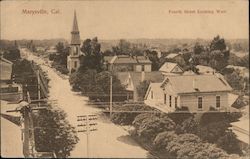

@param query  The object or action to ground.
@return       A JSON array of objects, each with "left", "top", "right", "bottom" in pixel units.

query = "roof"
[
  {"left": 162, "top": 74, "right": 232, "bottom": 94},
  {"left": 109, "top": 55, "right": 152, "bottom": 64},
  {"left": 226, "top": 65, "right": 248, "bottom": 71},
  {"left": 71, "top": 11, "right": 81, "bottom": 45},
  {"left": 196, "top": 65, "right": 214, "bottom": 74},
  {"left": 116, "top": 71, "right": 164, "bottom": 90},
  {"left": 103, "top": 56, "right": 115, "bottom": 63},
  {"left": 159, "top": 62, "right": 183, "bottom": 73},
  {"left": 145, "top": 82, "right": 164, "bottom": 100},
  {"left": 165, "top": 53, "right": 180, "bottom": 59}
]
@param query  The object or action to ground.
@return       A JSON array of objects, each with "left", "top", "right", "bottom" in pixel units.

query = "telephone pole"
[{"left": 110, "top": 75, "right": 113, "bottom": 118}]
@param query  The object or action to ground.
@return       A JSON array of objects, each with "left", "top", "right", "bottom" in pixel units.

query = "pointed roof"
[
  {"left": 72, "top": 10, "right": 79, "bottom": 32},
  {"left": 71, "top": 10, "right": 81, "bottom": 45}
]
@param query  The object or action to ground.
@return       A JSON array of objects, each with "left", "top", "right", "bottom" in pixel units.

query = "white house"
[
  {"left": 159, "top": 62, "right": 184, "bottom": 76},
  {"left": 144, "top": 74, "right": 233, "bottom": 113}
]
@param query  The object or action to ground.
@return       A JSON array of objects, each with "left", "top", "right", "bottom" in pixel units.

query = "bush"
[
  {"left": 166, "top": 134, "right": 228, "bottom": 159},
  {"left": 197, "top": 121, "right": 230, "bottom": 143},
  {"left": 111, "top": 104, "right": 156, "bottom": 125},
  {"left": 175, "top": 117, "right": 198, "bottom": 134},
  {"left": 132, "top": 113, "right": 176, "bottom": 141},
  {"left": 217, "top": 130, "right": 242, "bottom": 155},
  {"left": 153, "top": 131, "right": 177, "bottom": 150},
  {"left": 52, "top": 62, "right": 69, "bottom": 75}
]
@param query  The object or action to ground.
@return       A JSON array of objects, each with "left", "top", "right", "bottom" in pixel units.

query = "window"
[
  {"left": 164, "top": 94, "right": 167, "bottom": 104},
  {"left": 142, "top": 65, "right": 145, "bottom": 71},
  {"left": 74, "top": 61, "right": 77, "bottom": 68},
  {"left": 151, "top": 91, "right": 153, "bottom": 99},
  {"left": 74, "top": 47, "right": 78, "bottom": 55},
  {"left": 216, "top": 96, "right": 220, "bottom": 108},
  {"left": 169, "top": 95, "right": 172, "bottom": 107},
  {"left": 198, "top": 97, "right": 202, "bottom": 109},
  {"left": 175, "top": 97, "right": 178, "bottom": 108}
]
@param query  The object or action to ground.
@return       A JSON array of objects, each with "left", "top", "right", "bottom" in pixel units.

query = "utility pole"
[
  {"left": 110, "top": 75, "right": 113, "bottom": 118},
  {"left": 77, "top": 115, "right": 97, "bottom": 158}
]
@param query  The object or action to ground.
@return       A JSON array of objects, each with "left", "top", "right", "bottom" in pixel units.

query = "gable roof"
[
  {"left": 159, "top": 62, "right": 183, "bottom": 73},
  {"left": 165, "top": 53, "right": 180, "bottom": 59},
  {"left": 116, "top": 71, "right": 164, "bottom": 90},
  {"left": 145, "top": 82, "right": 163, "bottom": 100},
  {"left": 108, "top": 55, "right": 152, "bottom": 64},
  {"left": 161, "top": 74, "right": 232, "bottom": 94}
]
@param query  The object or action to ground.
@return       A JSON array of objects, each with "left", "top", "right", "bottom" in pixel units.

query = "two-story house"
[
  {"left": 144, "top": 74, "right": 233, "bottom": 113},
  {"left": 104, "top": 55, "right": 152, "bottom": 72}
]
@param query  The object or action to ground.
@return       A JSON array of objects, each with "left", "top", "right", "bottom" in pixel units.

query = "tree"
[
  {"left": 69, "top": 70, "right": 126, "bottom": 101},
  {"left": 145, "top": 50, "right": 160, "bottom": 71},
  {"left": 111, "top": 104, "right": 156, "bottom": 125},
  {"left": 193, "top": 43, "right": 204, "bottom": 55},
  {"left": 132, "top": 113, "right": 176, "bottom": 141},
  {"left": 210, "top": 35, "right": 227, "bottom": 51},
  {"left": 80, "top": 37, "right": 103, "bottom": 72},
  {"left": 217, "top": 130, "right": 242, "bottom": 155},
  {"left": 3, "top": 48, "right": 21, "bottom": 62},
  {"left": 136, "top": 80, "right": 150, "bottom": 101},
  {"left": 32, "top": 105, "right": 79, "bottom": 158},
  {"left": 112, "top": 39, "right": 131, "bottom": 55},
  {"left": 56, "top": 42, "right": 65, "bottom": 54}
]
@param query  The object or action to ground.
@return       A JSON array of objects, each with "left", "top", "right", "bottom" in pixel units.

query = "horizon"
[{"left": 1, "top": 1, "right": 249, "bottom": 40}]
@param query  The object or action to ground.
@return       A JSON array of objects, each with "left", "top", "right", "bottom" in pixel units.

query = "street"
[{"left": 22, "top": 49, "right": 151, "bottom": 158}]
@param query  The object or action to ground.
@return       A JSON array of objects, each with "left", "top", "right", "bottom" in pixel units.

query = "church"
[{"left": 67, "top": 11, "right": 82, "bottom": 73}]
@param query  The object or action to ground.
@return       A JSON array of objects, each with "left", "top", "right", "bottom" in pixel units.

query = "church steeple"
[{"left": 71, "top": 10, "right": 81, "bottom": 45}]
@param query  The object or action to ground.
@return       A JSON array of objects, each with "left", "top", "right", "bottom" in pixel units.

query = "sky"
[{"left": 1, "top": 0, "right": 249, "bottom": 41}]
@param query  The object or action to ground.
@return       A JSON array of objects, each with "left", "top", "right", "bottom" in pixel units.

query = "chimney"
[{"left": 141, "top": 71, "right": 145, "bottom": 82}]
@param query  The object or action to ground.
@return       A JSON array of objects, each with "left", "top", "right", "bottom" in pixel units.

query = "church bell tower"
[{"left": 67, "top": 11, "right": 81, "bottom": 73}]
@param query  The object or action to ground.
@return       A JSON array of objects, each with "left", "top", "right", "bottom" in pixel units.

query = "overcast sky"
[{"left": 1, "top": 0, "right": 249, "bottom": 40}]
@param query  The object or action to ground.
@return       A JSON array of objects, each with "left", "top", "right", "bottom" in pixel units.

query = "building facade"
[
  {"left": 67, "top": 11, "right": 81, "bottom": 73},
  {"left": 144, "top": 74, "right": 233, "bottom": 113},
  {"left": 0, "top": 57, "right": 23, "bottom": 101}
]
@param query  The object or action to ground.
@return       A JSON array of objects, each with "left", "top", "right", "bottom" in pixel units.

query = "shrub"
[
  {"left": 166, "top": 134, "right": 228, "bottom": 159},
  {"left": 197, "top": 121, "right": 230, "bottom": 143},
  {"left": 167, "top": 110, "right": 193, "bottom": 125},
  {"left": 111, "top": 104, "right": 156, "bottom": 125},
  {"left": 217, "top": 130, "right": 242, "bottom": 155},
  {"left": 153, "top": 131, "right": 177, "bottom": 150},
  {"left": 132, "top": 113, "right": 176, "bottom": 141},
  {"left": 175, "top": 117, "right": 198, "bottom": 134}
]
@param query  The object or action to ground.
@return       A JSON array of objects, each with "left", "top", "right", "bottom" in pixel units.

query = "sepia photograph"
[{"left": 0, "top": 0, "right": 249, "bottom": 158}]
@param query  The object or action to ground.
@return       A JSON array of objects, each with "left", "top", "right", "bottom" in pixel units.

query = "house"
[
  {"left": 144, "top": 74, "right": 233, "bottom": 113},
  {"left": 116, "top": 71, "right": 164, "bottom": 101},
  {"left": 159, "top": 62, "right": 184, "bottom": 76},
  {"left": 105, "top": 55, "right": 152, "bottom": 72},
  {"left": 0, "top": 57, "right": 23, "bottom": 101},
  {"left": 195, "top": 65, "right": 215, "bottom": 74},
  {"left": 226, "top": 65, "right": 249, "bottom": 78}
]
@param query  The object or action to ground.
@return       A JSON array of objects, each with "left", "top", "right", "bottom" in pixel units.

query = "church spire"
[{"left": 71, "top": 10, "right": 81, "bottom": 45}]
